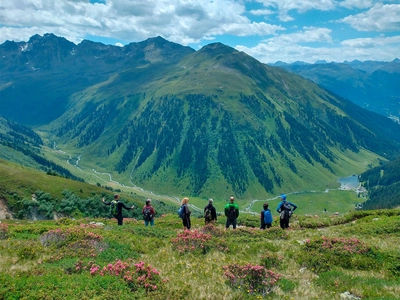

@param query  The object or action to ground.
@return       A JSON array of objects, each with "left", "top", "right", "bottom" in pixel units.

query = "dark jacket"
[
  {"left": 104, "top": 200, "right": 132, "bottom": 216},
  {"left": 204, "top": 204, "right": 217, "bottom": 221}
]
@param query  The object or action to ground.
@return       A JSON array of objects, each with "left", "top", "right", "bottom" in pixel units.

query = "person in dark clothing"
[
  {"left": 142, "top": 199, "right": 156, "bottom": 226},
  {"left": 102, "top": 194, "right": 134, "bottom": 225},
  {"left": 181, "top": 197, "right": 191, "bottom": 230},
  {"left": 204, "top": 198, "right": 217, "bottom": 225},
  {"left": 224, "top": 196, "right": 239, "bottom": 229},
  {"left": 276, "top": 194, "right": 297, "bottom": 229}
]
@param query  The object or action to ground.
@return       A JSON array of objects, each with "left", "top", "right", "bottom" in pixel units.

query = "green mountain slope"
[
  {"left": 0, "top": 116, "right": 83, "bottom": 181},
  {"left": 1, "top": 34, "right": 400, "bottom": 200},
  {"left": 43, "top": 43, "right": 400, "bottom": 199},
  {"left": 0, "top": 159, "right": 178, "bottom": 219}
]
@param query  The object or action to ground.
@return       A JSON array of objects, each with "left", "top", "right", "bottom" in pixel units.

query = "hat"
[
  {"left": 280, "top": 194, "right": 286, "bottom": 201},
  {"left": 230, "top": 197, "right": 234, "bottom": 202},
  {"left": 208, "top": 198, "right": 213, "bottom": 203},
  {"left": 146, "top": 199, "right": 151, "bottom": 204}
]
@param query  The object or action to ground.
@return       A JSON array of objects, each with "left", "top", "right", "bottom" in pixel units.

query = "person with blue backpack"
[
  {"left": 260, "top": 203, "right": 273, "bottom": 229},
  {"left": 276, "top": 194, "right": 297, "bottom": 229}
]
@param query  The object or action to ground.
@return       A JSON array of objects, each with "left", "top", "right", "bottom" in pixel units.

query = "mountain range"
[
  {"left": 272, "top": 59, "right": 400, "bottom": 120},
  {"left": 1, "top": 33, "right": 399, "bottom": 199}
]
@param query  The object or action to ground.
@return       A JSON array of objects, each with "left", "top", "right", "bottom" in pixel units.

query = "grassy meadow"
[{"left": 1, "top": 209, "right": 399, "bottom": 299}]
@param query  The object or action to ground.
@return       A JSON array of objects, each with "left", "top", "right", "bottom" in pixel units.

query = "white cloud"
[
  {"left": 341, "top": 4, "right": 400, "bottom": 31},
  {"left": 0, "top": 0, "right": 283, "bottom": 45},
  {"left": 256, "top": 0, "right": 336, "bottom": 21},
  {"left": 236, "top": 29, "right": 399, "bottom": 63},
  {"left": 341, "top": 35, "right": 400, "bottom": 47},
  {"left": 338, "top": 0, "right": 373, "bottom": 9},
  {"left": 249, "top": 9, "right": 274, "bottom": 16}
]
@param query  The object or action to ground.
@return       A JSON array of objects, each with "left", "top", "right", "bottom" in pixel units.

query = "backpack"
[
  {"left": 143, "top": 206, "right": 152, "bottom": 221},
  {"left": 280, "top": 202, "right": 292, "bottom": 219},
  {"left": 263, "top": 209, "right": 273, "bottom": 224},
  {"left": 110, "top": 200, "right": 118, "bottom": 216},
  {"left": 204, "top": 206, "right": 212, "bottom": 222},
  {"left": 227, "top": 205, "right": 236, "bottom": 220},
  {"left": 178, "top": 205, "right": 185, "bottom": 219}
]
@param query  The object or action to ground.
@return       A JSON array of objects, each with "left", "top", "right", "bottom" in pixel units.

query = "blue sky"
[{"left": 1, "top": 0, "right": 399, "bottom": 63}]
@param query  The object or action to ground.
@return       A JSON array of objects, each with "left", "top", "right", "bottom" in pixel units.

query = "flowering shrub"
[
  {"left": 81, "top": 259, "right": 163, "bottom": 293},
  {"left": 305, "top": 236, "right": 371, "bottom": 255},
  {"left": 223, "top": 263, "right": 281, "bottom": 295},
  {"left": 201, "top": 223, "right": 225, "bottom": 237},
  {"left": 0, "top": 223, "right": 9, "bottom": 239},
  {"left": 171, "top": 230, "right": 212, "bottom": 254},
  {"left": 299, "top": 236, "right": 378, "bottom": 272}
]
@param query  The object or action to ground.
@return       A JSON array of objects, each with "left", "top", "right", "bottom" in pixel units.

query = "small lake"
[{"left": 338, "top": 175, "right": 359, "bottom": 190}]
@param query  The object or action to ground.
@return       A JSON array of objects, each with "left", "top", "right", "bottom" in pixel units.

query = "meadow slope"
[{"left": 1, "top": 210, "right": 399, "bottom": 299}]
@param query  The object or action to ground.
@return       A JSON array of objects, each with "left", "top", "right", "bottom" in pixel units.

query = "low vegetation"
[{"left": 1, "top": 210, "right": 399, "bottom": 299}]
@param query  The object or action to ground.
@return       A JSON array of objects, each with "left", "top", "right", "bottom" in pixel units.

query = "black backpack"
[
  {"left": 143, "top": 206, "right": 152, "bottom": 221},
  {"left": 280, "top": 202, "right": 292, "bottom": 219},
  {"left": 204, "top": 206, "right": 212, "bottom": 222},
  {"left": 227, "top": 206, "right": 236, "bottom": 219}
]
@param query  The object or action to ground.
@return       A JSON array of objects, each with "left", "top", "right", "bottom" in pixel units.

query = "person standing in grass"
[
  {"left": 102, "top": 194, "right": 134, "bottom": 226},
  {"left": 181, "top": 197, "right": 191, "bottom": 230},
  {"left": 142, "top": 199, "right": 155, "bottom": 226},
  {"left": 224, "top": 196, "right": 239, "bottom": 229},
  {"left": 204, "top": 198, "right": 217, "bottom": 225},
  {"left": 276, "top": 194, "right": 297, "bottom": 229},
  {"left": 260, "top": 203, "right": 273, "bottom": 229}
]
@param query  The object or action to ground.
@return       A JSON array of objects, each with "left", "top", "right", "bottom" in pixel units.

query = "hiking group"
[{"left": 103, "top": 193, "right": 297, "bottom": 230}]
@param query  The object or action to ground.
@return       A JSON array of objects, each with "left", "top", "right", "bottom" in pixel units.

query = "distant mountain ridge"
[
  {"left": 271, "top": 59, "right": 400, "bottom": 119},
  {"left": 0, "top": 33, "right": 194, "bottom": 126},
  {"left": 1, "top": 33, "right": 399, "bottom": 199}
]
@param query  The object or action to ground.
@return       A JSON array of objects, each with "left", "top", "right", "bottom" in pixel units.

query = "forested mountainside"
[
  {"left": 360, "top": 157, "right": 400, "bottom": 209},
  {"left": 0, "top": 116, "right": 82, "bottom": 181}
]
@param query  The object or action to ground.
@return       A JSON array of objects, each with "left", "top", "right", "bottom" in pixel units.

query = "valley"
[{"left": 45, "top": 141, "right": 361, "bottom": 217}]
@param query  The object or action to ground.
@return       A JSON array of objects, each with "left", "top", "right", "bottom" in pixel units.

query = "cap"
[
  {"left": 280, "top": 194, "right": 286, "bottom": 201},
  {"left": 208, "top": 198, "right": 213, "bottom": 203}
]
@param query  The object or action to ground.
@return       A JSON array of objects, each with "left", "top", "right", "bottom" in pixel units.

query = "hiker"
[
  {"left": 224, "top": 196, "right": 239, "bottom": 229},
  {"left": 181, "top": 197, "right": 191, "bottom": 230},
  {"left": 204, "top": 198, "right": 217, "bottom": 225},
  {"left": 102, "top": 194, "right": 134, "bottom": 226},
  {"left": 260, "top": 203, "right": 273, "bottom": 229},
  {"left": 276, "top": 194, "right": 297, "bottom": 229},
  {"left": 142, "top": 199, "right": 155, "bottom": 226}
]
